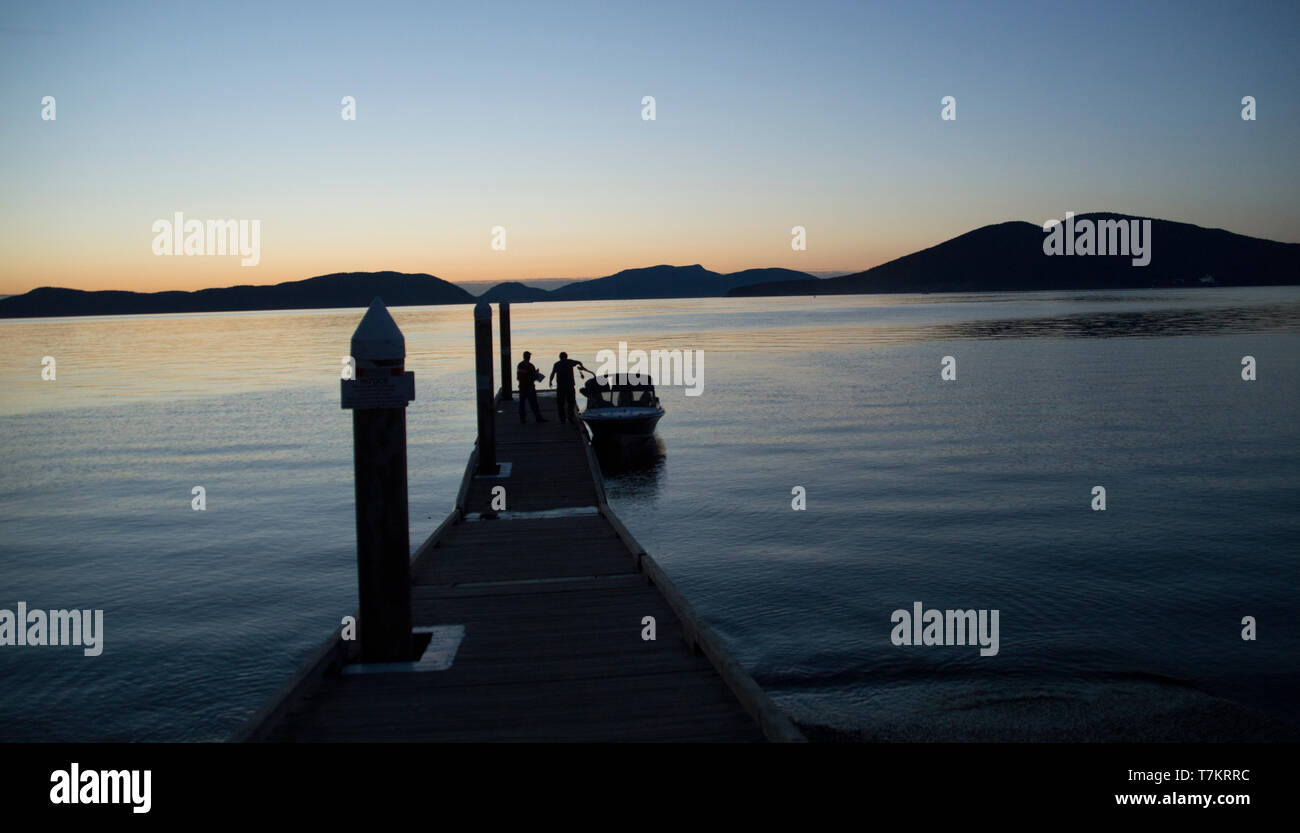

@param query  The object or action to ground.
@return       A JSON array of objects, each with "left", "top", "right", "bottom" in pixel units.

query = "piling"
[
  {"left": 343, "top": 298, "right": 414, "bottom": 663},
  {"left": 499, "top": 301, "right": 512, "bottom": 401},
  {"left": 473, "top": 301, "right": 499, "bottom": 475}
]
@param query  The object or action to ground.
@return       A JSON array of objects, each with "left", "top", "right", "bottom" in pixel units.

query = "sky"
[{"left": 1, "top": 0, "right": 1298, "bottom": 294}]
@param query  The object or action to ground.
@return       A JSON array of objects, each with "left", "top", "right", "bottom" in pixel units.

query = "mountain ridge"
[
  {"left": 5, "top": 214, "right": 1297, "bottom": 318},
  {"left": 0, "top": 271, "right": 475, "bottom": 318},
  {"left": 729, "top": 214, "right": 1300, "bottom": 296},
  {"left": 0, "top": 265, "right": 818, "bottom": 318}
]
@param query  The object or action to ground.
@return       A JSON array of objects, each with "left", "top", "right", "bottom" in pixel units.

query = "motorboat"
[{"left": 578, "top": 374, "right": 664, "bottom": 437}]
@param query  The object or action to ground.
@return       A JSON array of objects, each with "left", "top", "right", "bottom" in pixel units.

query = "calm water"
[{"left": 1, "top": 288, "right": 1298, "bottom": 741}]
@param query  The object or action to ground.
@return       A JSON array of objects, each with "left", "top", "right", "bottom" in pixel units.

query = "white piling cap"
[
  {"left": 473, "top": 300, "right": 491, "bottom": 321},
  {"left": 351, "top": 297, "right": 405, "bottom": 360}
]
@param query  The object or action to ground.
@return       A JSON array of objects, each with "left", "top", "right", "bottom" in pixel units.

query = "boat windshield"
[{"left": 582, "top": 375, "right": 659, "bottom": 408}]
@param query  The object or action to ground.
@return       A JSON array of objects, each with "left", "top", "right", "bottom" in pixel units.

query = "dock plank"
[{"left": 244, "top": 388, "right": 799, "bottom": 743}]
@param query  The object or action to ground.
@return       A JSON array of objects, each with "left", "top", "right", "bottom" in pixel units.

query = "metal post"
[
  {"left": 344, "top": 298, "right": 414, "bottom": 663},
  {"left": 499, "top": 301, "right": 512, "bottom": 401},
  {"left": 474, "top": 301, "right": 499, "bottom": 475}
]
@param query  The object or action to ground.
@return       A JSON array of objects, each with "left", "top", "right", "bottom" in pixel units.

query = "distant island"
[
  {"left": 0, "top": 271, "right": 475, "bottom": 319},
  {"left": 3, "top": 214, "right": 1297, "bottom": 318},
  {"left": 0, "top": 265, "right": 816, "bottom": 319},
  {"left": 480, "top": 265, "right": 817, "bottom": 303},
  {"left": 731, "top": 214, "right": 1300, "bottom": 297}
]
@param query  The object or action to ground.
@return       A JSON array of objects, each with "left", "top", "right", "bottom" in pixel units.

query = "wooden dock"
[{"left": 235, "top": 388, "right": 803, "bottom": 742}]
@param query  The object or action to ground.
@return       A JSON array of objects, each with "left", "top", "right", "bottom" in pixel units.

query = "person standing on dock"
[
  {"left": 516, "top": 351, "right": 546, "bottom": 423},
  {"left": 549, "top": 352, "right": 591, "bottom": 423}
]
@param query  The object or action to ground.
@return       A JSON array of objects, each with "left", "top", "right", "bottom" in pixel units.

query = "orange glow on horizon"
[{"left": 0, "top": 236, "right": 922, "bottom": 296}]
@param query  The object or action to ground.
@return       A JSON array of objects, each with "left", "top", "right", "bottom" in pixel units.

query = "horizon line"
[{"left": 4, "top": 211, "right": 1297, "bottom": 298}]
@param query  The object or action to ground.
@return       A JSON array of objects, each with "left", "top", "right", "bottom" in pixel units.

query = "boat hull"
[{"left": 579, "top": 406, "right": 664, "bottom": 437}]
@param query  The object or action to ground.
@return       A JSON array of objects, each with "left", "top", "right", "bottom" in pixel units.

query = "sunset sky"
[{"left": 2, "top": 0, "right": 1298, "bottom": 295}]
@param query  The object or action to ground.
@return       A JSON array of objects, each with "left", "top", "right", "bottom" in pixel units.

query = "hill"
[
  {"left": 0, "top": 271, "right": 475, "bottom": 318},
  {"left": 477, "top": 281, "right": 553, "bottom": 303},
  {"left": 729, "top": 215, "right": 1300, "bottom": 296},
  {"left": 549, "top": 264, "right": 815, "bottom": 300},
  {"left": 480, "top": 265, "right": 816, "bottom": 303}
]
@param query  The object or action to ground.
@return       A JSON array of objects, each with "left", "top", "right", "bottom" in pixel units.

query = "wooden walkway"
[{"left": 235, "top": 389, "right": 803, "bottom": 742}]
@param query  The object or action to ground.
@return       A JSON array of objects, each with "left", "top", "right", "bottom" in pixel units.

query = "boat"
[{"left": 578, "top": 374, "right": 665, "bottom": 438}]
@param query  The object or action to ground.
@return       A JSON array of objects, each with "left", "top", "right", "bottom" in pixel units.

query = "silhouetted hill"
[
  {"left": 548, "top": 264, "right": 816, "bottom": 301},
  {"left": 730, "top": 215, "right": 1300, "bottom": 296},
  {"left": 0, "top": 271, "right": 475, "bottom": 318},
  {"left": 725, "top": 268, "right": 825, "bottom": 288},
  {"left": 478, "top": 281, "right": 553, "bottom": 303}
]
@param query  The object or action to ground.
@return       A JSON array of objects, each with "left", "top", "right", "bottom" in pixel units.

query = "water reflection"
[
  {"left": 938, "top": 303, "right": 1300, "bottom": 340},
  {"left": 3, "top": 291, "right": 1297, "bottom": 417},
  {"left": 594, "top": 433, "right": 666, "bottom": 500}
]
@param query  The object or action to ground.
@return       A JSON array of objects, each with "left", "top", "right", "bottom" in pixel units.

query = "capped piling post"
[
  {"left": 474, "top": 301, "right": 499, "bottom": 475},
  {"left": 340, "top": 297, "right": 415, "bottom": 663},
  {"left": 499, "top": 301, "right": 512, "bottom": 401}
]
